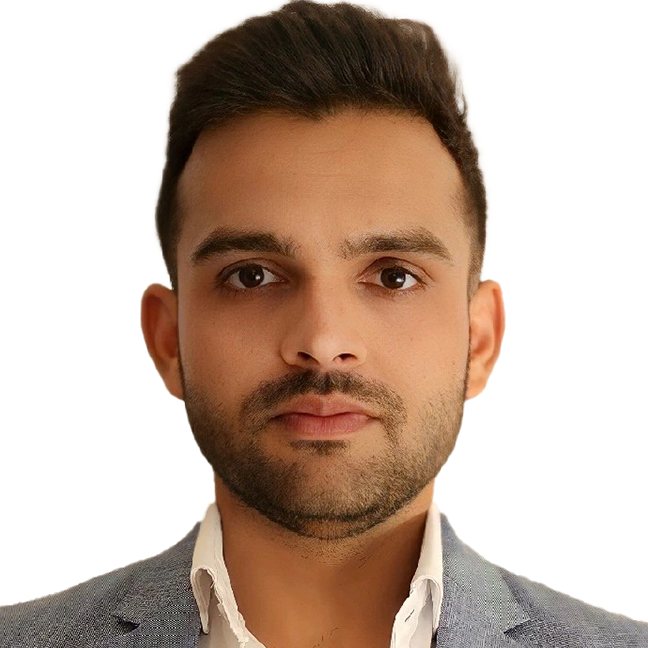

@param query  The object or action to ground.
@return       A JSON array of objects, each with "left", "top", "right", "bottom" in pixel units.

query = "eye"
[
  {"left": 221, "top": 264, "right": 281, "bottom": 291},
  {"left": 217, "top": 261, "right": 425, "bottom": 294},
  {"left": 369, "top": 263, "right": 422, "bottom": 291}
]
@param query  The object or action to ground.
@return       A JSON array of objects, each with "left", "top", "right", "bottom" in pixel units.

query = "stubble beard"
[{"left": 179, "top": 353, "right": 469, "bottom": 541}]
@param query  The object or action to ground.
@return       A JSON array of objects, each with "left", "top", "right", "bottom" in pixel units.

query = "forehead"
[{"left": 176, "top": 109, "right": 470, "bottom": 267}]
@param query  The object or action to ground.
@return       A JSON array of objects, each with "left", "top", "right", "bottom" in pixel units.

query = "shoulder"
[
  {"left": 0, "top": 554, "right": 146, "bottom": 647},
  {"left": 440, "top": 512, "right": 648, "bottom": 646},
  {"left": 0, "top": 523, "right": 200, "bottom": 648},
  {"left": 498, "top": 565, "right": 648, "bottom": 646}
]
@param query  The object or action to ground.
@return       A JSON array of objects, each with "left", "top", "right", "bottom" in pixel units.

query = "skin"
[{"left": 141, "top": 108, "right": 505, "bottom": 648}]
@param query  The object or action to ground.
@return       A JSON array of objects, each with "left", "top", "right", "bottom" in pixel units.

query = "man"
[{"left": 1, "top": 1, "right": 646, "bottom": 647}]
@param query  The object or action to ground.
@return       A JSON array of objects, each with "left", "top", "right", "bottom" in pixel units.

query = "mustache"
[{"left": 241, "top": 368, "right": 405, "bottom": 425}]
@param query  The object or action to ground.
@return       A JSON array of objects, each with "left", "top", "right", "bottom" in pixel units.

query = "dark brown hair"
[{"left": 156, "top": 0, "right": 486, "bottom": 296}]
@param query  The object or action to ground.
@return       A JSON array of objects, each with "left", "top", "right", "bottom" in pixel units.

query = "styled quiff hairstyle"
[{"left": 156, "top": 0, "right": 487, "bottom": 296}]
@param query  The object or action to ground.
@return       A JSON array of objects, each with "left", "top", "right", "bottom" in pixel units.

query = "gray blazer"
[{"left": 1, "top": 512, "right": 647, "bottom": 647}]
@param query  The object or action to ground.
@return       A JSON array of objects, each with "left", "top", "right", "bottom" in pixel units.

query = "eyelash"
[{"left": 216, "top": 259, "right": 427, "bottom": 298}]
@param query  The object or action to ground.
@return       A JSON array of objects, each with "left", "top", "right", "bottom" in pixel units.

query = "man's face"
[{"left": 174, "top": 109, "right": 473, "bottom": 540}]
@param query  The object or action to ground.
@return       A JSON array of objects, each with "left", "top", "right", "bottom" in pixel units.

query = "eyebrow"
[{"left": 190, "top": 225, "right": 454, "bottom": 266}]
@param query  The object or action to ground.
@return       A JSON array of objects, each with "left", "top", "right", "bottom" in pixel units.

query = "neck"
[{"left": 214, "top": 476, "right": 434, "bottom": 648}]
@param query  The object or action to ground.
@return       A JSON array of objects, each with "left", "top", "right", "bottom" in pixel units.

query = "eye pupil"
[
  {"left": 239, "top": 265, "right": 265, "bottom": 288},
  {"left": 381, "top": 267, "right": 407, "bottom": 289}
]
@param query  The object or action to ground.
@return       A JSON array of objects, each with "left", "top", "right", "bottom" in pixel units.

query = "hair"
[{"left": 155, "top": 0, "right": 487, "bottom": 297}]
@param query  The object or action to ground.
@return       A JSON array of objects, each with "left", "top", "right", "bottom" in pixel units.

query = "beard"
[{"left": 179, "top": 350, "right": 469, "bottom": 541}]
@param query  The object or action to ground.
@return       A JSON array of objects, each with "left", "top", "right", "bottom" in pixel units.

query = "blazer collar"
[
  {"left": 435, "top": 513, "right": 531, "bottom": 647},
  {"left": 105, "top": 522, "right": 203, "bottom": 648},
  {"left": 107, "top": 513, "right": 531, "bottom": 648}
]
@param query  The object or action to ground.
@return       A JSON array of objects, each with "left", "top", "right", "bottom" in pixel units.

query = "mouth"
[{"left": 273, "top": 412, "right": 374, "bottom": 438}]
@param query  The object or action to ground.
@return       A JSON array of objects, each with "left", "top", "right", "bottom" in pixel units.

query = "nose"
[{"left": 278, "top": 279, "right": 367, "bottom": 372}]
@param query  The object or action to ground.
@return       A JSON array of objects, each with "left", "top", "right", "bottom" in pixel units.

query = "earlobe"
[
  {"left": 140, "top": 283, "right": 184, "bottom": 400},
  {"left": 465, "top": 280, "right": 506, "bottom": 400}
]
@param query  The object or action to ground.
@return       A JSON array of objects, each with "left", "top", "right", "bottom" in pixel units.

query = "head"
[{"left": 141, "top": 1, "right": 504, "bottom": 541}]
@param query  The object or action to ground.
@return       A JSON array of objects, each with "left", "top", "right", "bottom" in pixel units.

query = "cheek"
[
  {"left": 180, "top": 303, "right": 276, "bottom": 399},
  {"left": 178, "top": 300, "right": 231, "bottom": 375},
  {"left": 388, "top": 300, "right": 470, "bottom": 379}
]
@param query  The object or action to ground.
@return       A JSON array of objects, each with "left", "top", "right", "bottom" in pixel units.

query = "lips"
[
  {"left": 273, "top": 395, "right": 376, "bottom": 418},
  {"left": 275, "top": 412, "right": 373, "bottom": 437}
]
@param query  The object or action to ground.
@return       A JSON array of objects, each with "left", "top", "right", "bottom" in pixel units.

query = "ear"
[
  {"left": 140, "top": 283, "right": 184, "bottom": 400},
  {"left": 465, "top": 280, "right": 505, "bottom": 400}
]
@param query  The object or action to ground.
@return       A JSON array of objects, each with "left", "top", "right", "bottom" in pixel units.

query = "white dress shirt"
[{"left": 190, "top": 494, "right": 443, "bottom": 648}]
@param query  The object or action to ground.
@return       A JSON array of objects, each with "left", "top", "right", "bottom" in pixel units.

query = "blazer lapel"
[
  {"left": 436, "top": 513, "right": 531, "bottom": 648},
  {"left": 105, "top": 523, "right": 203, "bottom": 648}
]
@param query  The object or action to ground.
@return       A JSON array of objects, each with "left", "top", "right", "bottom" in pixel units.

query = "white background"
[{"left": 1, "top": 0, "right": 646, "bottom": 623}]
